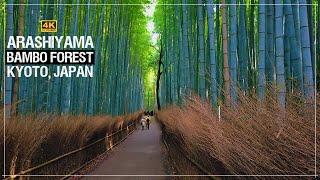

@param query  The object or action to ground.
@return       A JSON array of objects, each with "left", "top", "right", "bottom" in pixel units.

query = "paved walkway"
[{"left": 84, "top": 118, "right": 165, "bottom": 180}]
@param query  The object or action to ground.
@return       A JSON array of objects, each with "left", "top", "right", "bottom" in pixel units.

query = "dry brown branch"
[{"left": 157, "top": 93, "right": 319, "bottom": 178}]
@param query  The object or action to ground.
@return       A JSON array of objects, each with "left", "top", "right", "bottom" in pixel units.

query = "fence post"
[
  {"left": 107, "top": 133, "right": 113, "bottom": 150},
  {"left": 127, "top": 125, "right": 129, "bottom": 135},
  {"left": 105, "top": 133, "right": 108, "bottom": 150}
]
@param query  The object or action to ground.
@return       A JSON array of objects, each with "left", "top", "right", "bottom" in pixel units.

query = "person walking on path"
[
  {"left": 140, "top": 116, "right": 146, "bottom": 130},
  {"left": 146, "top": 117, "right": 150, "bottom": 130}
]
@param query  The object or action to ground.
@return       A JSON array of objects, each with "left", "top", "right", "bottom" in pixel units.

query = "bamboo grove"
[
  {"left": 154, "top": 0, "right": 319, "bottom": 108},
  {"left": 1, "top": 0, "right": 155, "bottom": 116}
]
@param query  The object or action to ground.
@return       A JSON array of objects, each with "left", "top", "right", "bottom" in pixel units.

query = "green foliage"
[
  {"left": 2, "top": 1, "right": 319, "bottom": 113},
  {"left": 153, "top": 1, "right": 318, "bottom": 108},
  {"left": 4, "top": 0, "right": 157, "bottom": 115}
]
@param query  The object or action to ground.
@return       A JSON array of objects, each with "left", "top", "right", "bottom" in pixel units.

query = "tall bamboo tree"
[
  {"left": 258, "top": 1, "right": 266, "bottom": 102},
  {"left": 275, "top": 0, "right": 286, "bottom": 107},
  {"left": 221, "top": 0, "right": 231, "bottom": 106},
  {"left": 229, "top": 0, "right": 238, "bottom": 105},
  {"left": 198, "top": 1, "right": 206, "bottom": 100},
  {"left": 207, "top": 0, "right": 217, "bottom": 105},
  {"left": 299, "top": 0, "right": 315, "bottom": 100}
]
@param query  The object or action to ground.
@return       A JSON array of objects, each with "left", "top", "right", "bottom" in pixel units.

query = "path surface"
[{"left": 84, "top": 118, "right": 166, "bottom": 179}]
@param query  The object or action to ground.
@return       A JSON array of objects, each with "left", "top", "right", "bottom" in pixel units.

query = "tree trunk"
[
  {"left": 182, "top": 1, "right": 190, "bottom": 94},
  {"left": 229, "top": 0, "right": 238, "bottom": 105},
  {"left": 5, "top": 0, "right": 14, "bottom": 118},
  {"left": 258, "top": 1, "right": 266, "bottom": 102},
  {"left": 207, "top": 0, "right": 217, "bottom": 105},
  {"left": 306, "top": 0, "right": 314, "bottom": 76},
  {"left": 266, "top": 2, "right": 275, "bottom": 85},
  {"left": 275, "top": 0, "right": 286, "bottom": 107},
  {"left": 221, "top": 0, "right": 231, "bottom": 106},
  {"left": 197, "top": 1, "right": 205, "bottom": 100},
  {"left": 156, "top": 43, "right": 164, "bottom": 110},
  {"left": 284, "top": 0, "right": 303, "bottom": 92},
  {"left": 12, "top": 0, "right": 26, "bottom": 116},
  {"left": 299, "top": 0, "right": 315, "bottom": 100},
  {"left": 238, "top": 0, "right": 249, "bottom": 94}
]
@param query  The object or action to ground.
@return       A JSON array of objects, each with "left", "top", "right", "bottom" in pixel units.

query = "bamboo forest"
[{"left": 0, "top": 0, "right": 319, "bottom": 178}]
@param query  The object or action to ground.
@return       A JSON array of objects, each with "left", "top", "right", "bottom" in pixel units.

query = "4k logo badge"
[{"left": 40, "top": 20, "right": 57, "bottom": 32}]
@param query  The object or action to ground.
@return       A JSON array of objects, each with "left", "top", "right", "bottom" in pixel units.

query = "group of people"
[
  {"left": 144, "top": 110, "right": 154, "bottom": 116},
  {"left": 140, "top": 110, "right": 154, "bottom": 130}
]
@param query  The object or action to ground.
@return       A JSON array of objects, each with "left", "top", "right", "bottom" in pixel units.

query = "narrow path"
[{"left": 84, "top": 118, "right": 165, "bottom": 179}]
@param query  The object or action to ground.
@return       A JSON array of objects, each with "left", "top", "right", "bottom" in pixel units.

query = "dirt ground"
[{"left": 82, "top": 117, "right": 166, "bottom": 180}]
